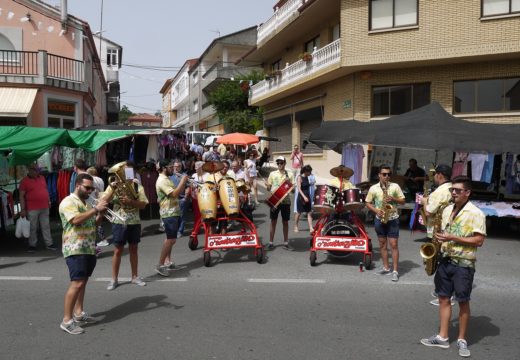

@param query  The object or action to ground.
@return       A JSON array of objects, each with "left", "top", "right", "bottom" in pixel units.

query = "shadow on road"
[
  {"left": 91, "top": 295, "right": 183, "bottom": 325},
  {"left": 450, "top": 315, "right": 500, "bottom": 344},
  {"left": 0, "top": 261, "right": 27, "bottom": 269}
]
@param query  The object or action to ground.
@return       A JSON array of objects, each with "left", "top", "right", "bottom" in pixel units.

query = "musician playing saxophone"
[
  {"left": 421, "top": 176, "right": 486, "bottom": 358},
  {"left": 103, "top": 161, "right": 149, "bottom": 290},
  {"left": 420, "top": 164, "right": 453, "bottom": 305},
  {"left": 266, "top": 156, "right": 294, "bottom": 251},
  {"left": 365, "top": 165, "right": 405, "bottom": 282}
]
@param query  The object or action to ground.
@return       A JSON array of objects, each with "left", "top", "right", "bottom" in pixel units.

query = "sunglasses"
[
  {"left": 449, "top": 187, "right": 466, "bottom": 194},
  {"left": 276, "top": 161, "right": 284, "bottom": 165},
  {"left": 380, "top": 173, "right": 391, "bottom": 177},
  {"left": 82, "top": 185, "right": 95, "bottom": 191}
]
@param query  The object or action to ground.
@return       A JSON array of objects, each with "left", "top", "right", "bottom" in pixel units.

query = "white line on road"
[
  {"left": 95, "top": 277, "right": 188, "bottom": 282},
  {"left": 247, "top": 278, "right": 326, "bottom": 284},
  {"left": 0, "top": 276, "right": 52, "bottom": 281}
]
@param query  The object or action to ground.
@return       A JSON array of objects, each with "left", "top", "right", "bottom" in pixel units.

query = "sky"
[{"left": 63, "top": 0, "right": 274, "bottom": 114}]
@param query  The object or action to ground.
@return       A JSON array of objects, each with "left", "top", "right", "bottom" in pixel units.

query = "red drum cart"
[
  {"left": 188, "top": 161, "right": 264, "bottom": 267},
  {"left": 309, "top": 166, "right": 373, "bottom": 269}
]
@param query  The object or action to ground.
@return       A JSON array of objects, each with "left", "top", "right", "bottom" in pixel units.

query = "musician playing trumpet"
[
  {"left": 266, "top": 156, "right": 295, "bottom": 251},
  {"left": 365, "top": 165, "right": 405, "bottom": 282},
  {"left": 103, "top": 161, "right": 149, "bottom": 290}
]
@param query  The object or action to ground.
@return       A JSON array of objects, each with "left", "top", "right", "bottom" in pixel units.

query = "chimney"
[{"left": 60, "top": 0, "right": 68, "bottom": 32}]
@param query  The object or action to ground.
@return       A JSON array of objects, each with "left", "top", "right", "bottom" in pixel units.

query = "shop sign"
[{"left": 48, "top": 101, "right": 75, "bottom": 116}]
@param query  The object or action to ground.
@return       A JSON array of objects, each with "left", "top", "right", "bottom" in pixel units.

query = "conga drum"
[
  {"left": 266, "top": 179, "right": 294, "bottom": 208},
  {"left": 218, "top": 177, "right": 240, "bottom": 217},
  {"left": 197, "top": 181, "right": 217, "bottom": 222},
  {"left": 313, "top": 185, "right": 339, "bottom": 214}
]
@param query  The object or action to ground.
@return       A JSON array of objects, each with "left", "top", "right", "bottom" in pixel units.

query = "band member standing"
[
  {"left": 266, "top": 156, "right": 295, "bottom": 251},
  {"left": 365, "top": 165, "right": 405, "bottom": 282},
  {"left": 421, "top": 176, "right": 486, "bottom": 358},
  {"left": 155, "top": 160, "right": 188, "bottom": 276},
  {"left": 104, "top": 162, "right": 149, "bottom": 291},
  {"left": 59, "top": 174, "right": 107, "bottom": 335},
  {"left": 420, "top": 164, "right": 453, "bottom": 306}
]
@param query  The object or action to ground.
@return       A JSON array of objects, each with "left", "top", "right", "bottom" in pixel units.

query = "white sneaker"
[
  {"left": 98, "top": 240, "right": 109, "bottom": 247},
  {"left": 107, "top": 280, "right": 118, "bottom": 291},
  {"left": 131, "top": 277, "right": 146, "bottom": 286}
]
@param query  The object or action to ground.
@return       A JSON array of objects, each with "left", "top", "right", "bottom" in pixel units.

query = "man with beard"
[{"left": 59, "top": 174, "right": 107, "bottom": 335}]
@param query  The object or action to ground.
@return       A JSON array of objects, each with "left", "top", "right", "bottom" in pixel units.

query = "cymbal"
[
  {"left": 330, "top": 165, "right": 354, "bottom": 178},
  {"left": 202, "top": 161, "right": 224, "bottom": 173}
]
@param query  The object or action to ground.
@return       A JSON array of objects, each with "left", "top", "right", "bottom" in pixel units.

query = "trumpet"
[{"left": 87, "top": 195, "right": 127, "bottom": 224}]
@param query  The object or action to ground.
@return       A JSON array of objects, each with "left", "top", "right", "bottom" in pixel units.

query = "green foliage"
[
  {"left": 208, "top": 70, "right": 264, "bottom": 133},
  {"left": 118, "top": 105, "right": 134, "bottom": 125}
]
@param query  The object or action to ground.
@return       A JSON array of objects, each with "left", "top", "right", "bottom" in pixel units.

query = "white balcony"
[
  {"left": 250, "top": 39, "right": 341, "bottom": 104},
  {"left": 172, "top": 87, "right": 189, "bottom": 109},
  {"left": 257, "top": 0, "right": 303, "bottom": 45}
]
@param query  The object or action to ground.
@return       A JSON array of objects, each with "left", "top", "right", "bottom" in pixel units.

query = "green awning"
[{"left": 0, "top": 126, "right": 141, "bottom": 166}]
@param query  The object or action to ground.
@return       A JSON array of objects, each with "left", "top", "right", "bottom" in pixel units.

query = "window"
[
  {"left": 370, "top": 0, "right": 418, "bottom": 30},
  {"left": 304, "top": 35, "right": 320, "bottom": 53},
  {"left": 107, "top": 49, "right": 118, "bottom": 67},
  {"left": 332, "top": 23, "right": 340, "bottom": 41},
  {"left": 482, "top": 0, "right": 520, "bottom": 16},
  {"left": 372, "top": 83, "right": 430, "bottom": 116},
  {"left": 454, "top": 77, "right": 520, "bottom": 113},
  {"left": 192, "top": 71, "right": 199, "bottom": 85},
  {"left": 192, "top": 99, "right": 199, "bottom": 113},
  {"left": 272, "top": 59, "right": 282, "bottom": 71}
]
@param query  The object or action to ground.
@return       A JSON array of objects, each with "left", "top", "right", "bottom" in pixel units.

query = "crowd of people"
[{"left": 17, "top": 143, "right": 487, "bottom": 357}]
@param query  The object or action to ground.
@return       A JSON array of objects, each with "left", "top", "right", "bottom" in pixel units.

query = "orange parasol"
[{"left": 215, "top": 132, "right": 259, "bottom": 146}]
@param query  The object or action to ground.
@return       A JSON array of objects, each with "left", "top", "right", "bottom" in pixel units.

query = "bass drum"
[{"left": 322, "top": 219, "right": 359, "bottom": 258}]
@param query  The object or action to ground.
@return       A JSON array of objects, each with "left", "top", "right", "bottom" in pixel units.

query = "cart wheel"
[
  {"left": 368, "top": 240, "right": 373, "bottom": 252},
  {"left": 256, "top": 247, "right": 264, "bottom": 264},
  {"left": 310, "top": 251, "right": 317, "bottom": 266},
  {"left": 188, "top": 236, "right": 198, "bottom": 250},
  {"left": 203, "top": 251, "right": 211, "bottom": 267},
  {"left": 364, "top": 254, "right": 372, "bottom": 270}
]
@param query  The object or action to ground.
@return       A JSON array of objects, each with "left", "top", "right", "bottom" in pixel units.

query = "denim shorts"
[
  {"left": 374, "top": 218, "right": 400, "bottom": 238},
  {"left": 434, "top": 260, "right": 475, "bottom": 302},
  {"left": 112, "top": 224, "right": 141, "bottom": 246},
  {"left": 270, "top": 203, "right": 291, "bottom": 221},
  {"left": 65, "top": 254, "right": 97, "bottom": 281},
  {"left": 163, "top": 216, "right": 180, "bottom": 239}
]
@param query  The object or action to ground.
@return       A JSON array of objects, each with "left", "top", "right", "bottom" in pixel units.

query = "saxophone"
[
  {"left": 420, "top": 201, "right": 449, "bottom": 276},
  {"left": 380, "top": 183, "right": 394, "bottom": 224}
]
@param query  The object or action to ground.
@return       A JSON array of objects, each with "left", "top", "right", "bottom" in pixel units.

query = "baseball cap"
[
  {"left": 275, "top": 156, "right": 286, "bottom": 163},
  {"left": 435, "top": 164, "right": 452, "bottom": 179}
]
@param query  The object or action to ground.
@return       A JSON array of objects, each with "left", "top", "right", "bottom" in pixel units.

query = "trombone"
[{"left": 87, "top": 195, "right": 127, "bottom": 224}]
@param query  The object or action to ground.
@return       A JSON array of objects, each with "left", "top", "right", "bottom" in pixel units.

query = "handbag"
[{"left": 15, "top": 217, "right": 30, "bottom": 238}]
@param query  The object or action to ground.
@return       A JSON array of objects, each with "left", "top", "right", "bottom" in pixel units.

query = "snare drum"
[
  {"left": 341, "top": 188, "right": 364, "bottom": 211},
  {"left": 218, "top": 177, "right": 240, "bottom": 217},
  {"left": 197, "top": 181, "right": 217, "bottom": 222},
  {"left": 266, "top": 179, "right": 294, "bottom": 208},
  {"left": 313, "top": 185, "right": 340, "bottom": 214}
]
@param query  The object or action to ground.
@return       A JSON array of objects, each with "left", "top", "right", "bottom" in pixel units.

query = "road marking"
[
  {"left": 0, "top": 276, "right": 52, "bottom": 281},
  {"left": 247, "top": 278, "right": 326, "bottom": 284},
  {"left": 95, "top": 277, "right": 188, "bottom": 282}
]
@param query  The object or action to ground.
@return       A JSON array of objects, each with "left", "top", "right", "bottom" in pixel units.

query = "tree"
[
  {"left": 118, "top": 105, "right": 134, "bottom": 125},
  {"left": 208, "top": 70, "right": 264, "bottom": 133}
]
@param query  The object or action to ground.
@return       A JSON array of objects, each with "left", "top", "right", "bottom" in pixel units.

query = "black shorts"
[
  {"left": 112, "top": 224, "right": 141, "bottom": 246},
  {"left": 65, "top": 254, "right": 97, "bottom": 281},
  {"left": 434, "top": 260, "right": 475, "bottom": 302},
  {"left": 270, "top": 203, "right": 291, "bottom": 221},
  {"left": 163, "top": 216, "right": 180, "bottom": 239}
]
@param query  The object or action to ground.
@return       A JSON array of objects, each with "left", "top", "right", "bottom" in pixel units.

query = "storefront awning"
[
  {"left": 0, "top": 88, "right": 38, "bottom": 117},
  {"left": 171, "top": 118, "right": 190, "bottom": 129}
]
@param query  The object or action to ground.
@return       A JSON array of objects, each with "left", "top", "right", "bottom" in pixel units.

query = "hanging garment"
[
  {"left": 342, "top": 144, "right": 365, "bottom": 185},
  {"left": 452, "top": 152, "right": 469, "bottom": 178},
  {"left": 146, "top": 136, "right": 160, "bottom": 162},
  {"left": 468, "top": 153, "right": 488, "bottom": 181},
  {"left": 480, "top": 154, "right": 495, "bottom": 184}
]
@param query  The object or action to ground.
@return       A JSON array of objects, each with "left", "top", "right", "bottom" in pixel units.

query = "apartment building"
[
  {"left": 93, "top": 34, "right": 122, "bottom": 124},
  {"left": 0, "top": 0, "right": 108, "bottom": 128},
  {"left": 243, "top": 0, "right": 520, "bottom": 177},
  {"left": 188, "top": 26, "right": 259, "bottom": 133},
  {"left": 160, "top": 77, "right": 173, "bottom": 128}
]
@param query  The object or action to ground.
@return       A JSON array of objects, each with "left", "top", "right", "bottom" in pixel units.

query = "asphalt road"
[{"left": 1, "top": 191, "right": 519, "bottom": 360}]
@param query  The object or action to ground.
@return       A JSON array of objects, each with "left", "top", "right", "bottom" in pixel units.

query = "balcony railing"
[
  {"left": 257, "top": 0, "right": 303, "bottom": 45},
  {"left": 0, "top": 50, "right": 85, "bottom": 85},
  {"left": 250, "top": 39, "right": 341, "bottom": 103},
  {"left": 172, "top": 87, "right": 189, "bottom": 108}
]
